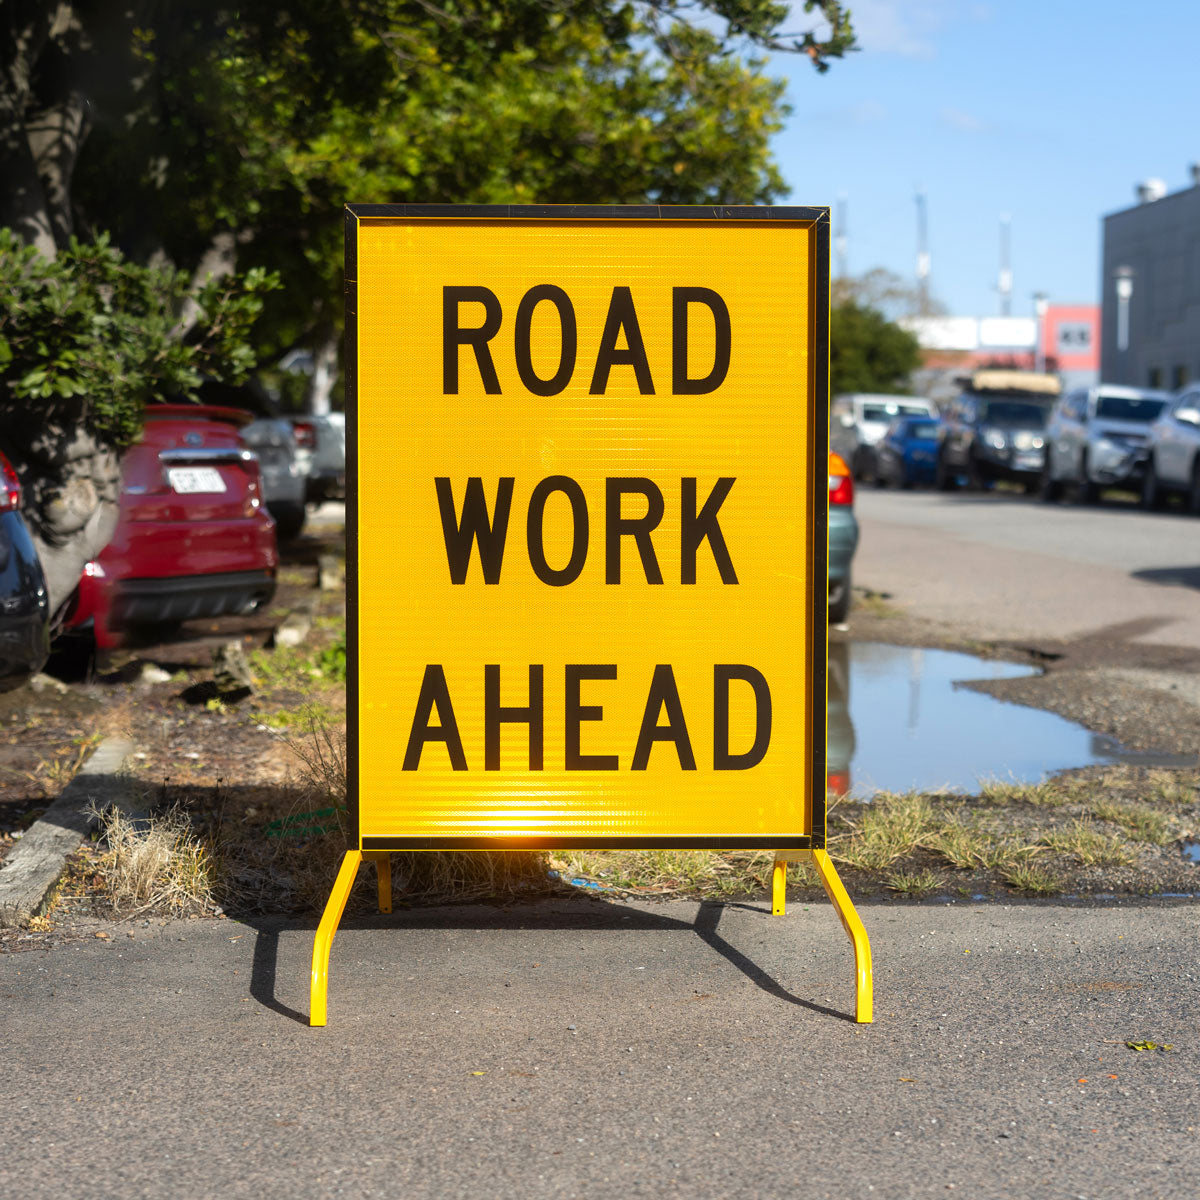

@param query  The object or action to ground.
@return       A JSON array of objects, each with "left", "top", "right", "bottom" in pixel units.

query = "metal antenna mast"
[
  {"left": 915, "top": 188, "right": 930, "bottom": 311},
  {"left": 998, "top": 214, "right": 1012, "bottom": 316}
]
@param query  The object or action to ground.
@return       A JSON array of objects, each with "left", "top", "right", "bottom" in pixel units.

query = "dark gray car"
[
  {"left": 1040, "top": 384, "right": 1170, "bottom": 504},
  {"left": 936, "top": 371, "right": 1059, "bottom": 492}
]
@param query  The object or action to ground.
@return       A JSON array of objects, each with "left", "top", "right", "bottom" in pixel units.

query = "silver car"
[
  {"left": 1142, "top": 385, "right": 1200, "bottom": 511},
  {"left": 1041, "top": 384, "right": 1170, "bottom": 504}
]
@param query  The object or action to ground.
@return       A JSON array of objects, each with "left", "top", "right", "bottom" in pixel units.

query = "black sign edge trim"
[
  {"left": 810, "top": 210, "right": 831, "bottom": 850},
  {"left": 345, "top": 207, "right": 361, "bottom": 850},
  {"left": 346, "top": 203, "right": 827, "bottom": 223},
  {"left": 362, "top": 836, "right": 815, "bottom": 851}
]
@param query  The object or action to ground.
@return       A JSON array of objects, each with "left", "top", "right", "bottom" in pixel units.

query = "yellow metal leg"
[
  {"left": 809, "top": 848, "right": 873, "bottom": 1023},
  {"left": 368, "top": 851, "right": 392, "bottom": 914},
  {"left": 771, "top": 858, "right": 787, "bottom": 916},
  {"left": 310, "top": 849, "right": 363, "bottom": 1027}
]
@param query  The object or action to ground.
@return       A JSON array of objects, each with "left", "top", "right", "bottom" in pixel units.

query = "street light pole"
[{"left": 1033, "top": 292, "right": 1049, "bottom": 373}]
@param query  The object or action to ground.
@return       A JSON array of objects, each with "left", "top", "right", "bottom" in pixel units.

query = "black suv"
[{"left": 936, "top": 371, "right": 1060, "bottom": 492}]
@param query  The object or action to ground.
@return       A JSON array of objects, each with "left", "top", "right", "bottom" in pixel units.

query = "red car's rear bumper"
[{"left": 70, "top": 516, "right": 277, "bottom": 648}]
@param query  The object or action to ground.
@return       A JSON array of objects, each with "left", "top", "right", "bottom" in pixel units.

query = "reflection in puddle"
[{"left": 828, "top": 642, "right": 1195, "bottom": 800}]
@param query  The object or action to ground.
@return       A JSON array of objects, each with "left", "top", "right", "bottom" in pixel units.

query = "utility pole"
[
  {"left": 998, "top": 214, "right": 1012, "bottom": 317},
  {"left": 915, "top": 188, "right": 930, "bottom": 312},
  {"left": 835, "top": 193, "right": 848, "bottom": 280}
]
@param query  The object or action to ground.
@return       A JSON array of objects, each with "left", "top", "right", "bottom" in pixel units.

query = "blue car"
[{"left": 875, "top": 415, "right": 943, "bottom": 488}]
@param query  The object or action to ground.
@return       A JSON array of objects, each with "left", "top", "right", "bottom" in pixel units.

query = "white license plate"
[
  {"left": 168, "top": 467, "right": 227, "bottom": 494},
  {"left": 1013, "top": 453, "right": 1041, "bottom": 469}
]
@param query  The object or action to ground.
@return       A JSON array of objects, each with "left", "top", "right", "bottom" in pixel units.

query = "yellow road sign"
[
  {"left": 349, "top": 205, "right": 830, "bottom": 850},
  {"left": 310, "top": 204, "right": 873, "bottom": 1028}
]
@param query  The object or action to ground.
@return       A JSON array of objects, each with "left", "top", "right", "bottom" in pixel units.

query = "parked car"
[
  {"left": 1141, "top": 385, "right": 1200, "bottom": 511},
  {"left": 826, "top": 639, "right": 855, "bottom": 800},
  {"left": 0, "top": 450, "right": 50, "bottom": 689},
  {"left": 828, "top": 451, "right": 858, "bottom": 624},
  {"left": 937, "top": 370, "right": 1060, "bottom": 492},
  {"left": 61, "top": 404, "right": 278, "bottom": 651},
  {"left": 290, "top": 413, "right": 346, "bottom": 503},
  {"left": 831, "top": 393, "right": 937, "bottom": 482},
  {"left": 1041, "top": 384, "right": 1170, "bottom": 504},
  {"left": 874, "top": 415, "right": 944, "bottom": 489},
  {"left": 197, "top": 380, "right": 307, "bottom": 540}
]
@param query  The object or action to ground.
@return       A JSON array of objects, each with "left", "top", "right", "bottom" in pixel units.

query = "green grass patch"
[
  {"left": 1088, "top": 799, "right": 1172, "bottom": 845},
  {"left": 1041, "top": 819, "right": 1138, "bottom": 866},
  {"left": 885, "top": 868, "right": 941, "bottom": 897},
  {"left": 1002, "top": 861, "right": 1064, "bottom": 895},
  {"left": 978, "top": 777, "right": 1073, "bottom": 806}
]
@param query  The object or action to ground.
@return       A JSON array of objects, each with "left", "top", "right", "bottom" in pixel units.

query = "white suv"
[
  {"left": 1142, "top": 386, "right": 1200, "bottom": 511},
  {"left": 1041, "top": 384, "right": 1170, "bottom": 505}
]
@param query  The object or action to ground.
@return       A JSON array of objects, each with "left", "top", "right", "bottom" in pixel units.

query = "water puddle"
[{"left": 829, "top": 642, "right": 1194, "bottom": 799}]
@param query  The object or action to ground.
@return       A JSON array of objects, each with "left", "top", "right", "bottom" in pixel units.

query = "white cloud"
[
  {"left": 797, "top": 0, "right": 989, "bottom": 60},
  {"left": 940, "top": 106, "right": 985, "bottom": 133}
]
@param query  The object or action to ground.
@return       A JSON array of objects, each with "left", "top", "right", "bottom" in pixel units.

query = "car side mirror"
[
  {"left": 839, "top": 414, "right": 855, "bottom": 427},
  {"left": 1176, "top": 407, "right": 1200, "bottom": 426}
]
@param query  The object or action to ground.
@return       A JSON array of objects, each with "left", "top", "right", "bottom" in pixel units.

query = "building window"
[
  {"left": 1174, "top": 365, "right": 1190, "bottom": 389},
  {"left": 1148, "top": 367, "right": 1163, "bottom": 388}
]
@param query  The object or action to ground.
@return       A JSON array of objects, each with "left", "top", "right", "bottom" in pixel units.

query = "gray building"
[{"left": 1101, "top": 174, "right": 1200, "bottom": 388}]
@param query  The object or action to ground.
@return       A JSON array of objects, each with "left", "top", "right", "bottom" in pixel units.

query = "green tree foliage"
[
  {"left": 0, "top": 231, "right": 278, "bottom": 451},
  {"left": 49, "top": 1, "right": 854, "bottom": 365},
  {"left": 830, "top": 299, "right": 922, "bottom": 396}
]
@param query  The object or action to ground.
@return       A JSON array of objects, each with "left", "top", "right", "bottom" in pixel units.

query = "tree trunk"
[
  {"left": 1, "top": 413, "right": 121, "bottom": 619},
  {"left": 173, "top": 231, "right": 240, "bottom": 340},
  {"left": 305, "top": 328, "right": 339, "bottom": 415},
  {"left": 0, "top": 1, "right": 62, "bottom": 255}
]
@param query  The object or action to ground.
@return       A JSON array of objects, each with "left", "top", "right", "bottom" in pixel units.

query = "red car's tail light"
[
  {"left": 0, "top": 453, "right": 21, "bottom": 511},
  {"left": 827, "top": 769, "right": 851, "bottom": 800},
  {"left": 829, "top": 451, "right": 854, "bottom": 506},
  {"left": 292, "top": 420, "right": 317, "bottom": 451}
]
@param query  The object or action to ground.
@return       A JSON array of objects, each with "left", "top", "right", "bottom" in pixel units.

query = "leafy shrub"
[{"left": 0, "top": 230, "right": 278, "bottom": 449}]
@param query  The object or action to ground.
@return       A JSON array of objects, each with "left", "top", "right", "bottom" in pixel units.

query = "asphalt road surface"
[
  {"left": 853, "top": 489, "right": 1200, "bottom": 650},
  {"left": 3, "top": 899, "right": 1199, "bottom": 1199}
]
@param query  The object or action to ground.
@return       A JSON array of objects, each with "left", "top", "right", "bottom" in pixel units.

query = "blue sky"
[{"left": 769, "top": 0, "right": 1200, "bottom": 317}]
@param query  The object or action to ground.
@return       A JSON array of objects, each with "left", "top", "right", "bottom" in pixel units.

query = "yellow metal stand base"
[
  {"left": 310, "top": 850, "right": 391, "bottom": 1026},
  {"left": 773, "top": 849, "right": 873, "bottom": 1023},
  {"left": 309, "top": 848, "right": 869, "bottom": 1026}
]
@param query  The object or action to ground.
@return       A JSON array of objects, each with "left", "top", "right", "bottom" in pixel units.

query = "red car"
[{"left": 65, "top": 404, "right": 278, "bottom": 650}]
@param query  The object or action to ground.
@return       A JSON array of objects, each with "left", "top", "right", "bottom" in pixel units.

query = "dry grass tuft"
[
  {"left": 830, "top": 791, "right": 936, "bottom": 871},
  {"left": 88, "top": 802, "right": 215, "bottom": 916}
]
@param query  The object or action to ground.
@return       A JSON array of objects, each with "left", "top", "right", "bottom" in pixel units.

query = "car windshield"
[
  {"left": 906, "top": 421, "right": 941, "bottom": 439},
  {"left": 1094, "top": 395, "right": 1166, "bottom": 422},
  {"left": 978, "top": 399, "right": 1047, "bottom": 427},
  {"left": 862, "top": 402, "right": 928, "bottom": 422}
]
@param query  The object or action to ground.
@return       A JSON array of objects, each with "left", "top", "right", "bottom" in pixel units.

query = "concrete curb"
[{"left": 0, "top": 736, "right": 133, "bottom": 927}]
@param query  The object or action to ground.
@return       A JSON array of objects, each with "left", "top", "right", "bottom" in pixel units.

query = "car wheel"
[
  {"left": 828, "top": 573, "right": 852, "bottom": 624},
  {"left": 270, "top": 501, "right": 307, "bottom": 542},
  {"left": 1039, "top": 459, "right": 1061, "bottom": 502},
  {"left": 966, "top": 451, "right": 991, "bottom": 492},
  {"left": 1077, "top": 454, "right": 1099, "bottom": 505},
  {"left": 1141, "top": 458, "right": 1164, "bottom": 510},
  {"left": 1189, "top": 462, "right": 1200, "bottom": 516},
  {"left": 936, "top": 452, "right": 959, "bottom": 491}
]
